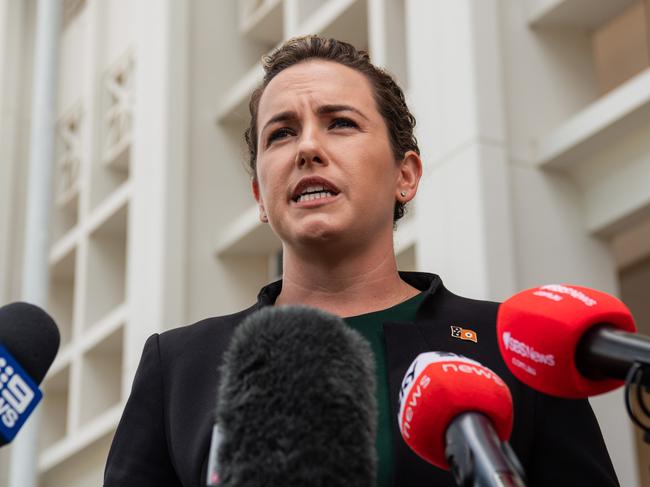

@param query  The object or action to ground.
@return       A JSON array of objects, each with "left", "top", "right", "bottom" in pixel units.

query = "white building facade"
[{"left": 0, "top": 0, "right": 649, "bottom": 485}]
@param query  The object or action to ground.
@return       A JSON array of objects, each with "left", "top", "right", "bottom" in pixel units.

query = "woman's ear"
[
  {"left": 396, "top": 151, "right": 423, "bottom": 203},
  {"left": 251, "top": 179, "right": 268, "bottom": 223}
]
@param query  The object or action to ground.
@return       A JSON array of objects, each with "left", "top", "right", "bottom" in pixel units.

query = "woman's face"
[{"left": 253, "top": 60, "right": 417, "bottom": 252}]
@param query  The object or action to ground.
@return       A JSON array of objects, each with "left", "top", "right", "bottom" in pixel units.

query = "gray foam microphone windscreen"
[{"left": 215, "top": 305, "right": 377, "bottom": 486}]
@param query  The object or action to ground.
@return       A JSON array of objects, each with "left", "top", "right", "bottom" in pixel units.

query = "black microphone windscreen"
[
  {"left": 0, "top": 302, "right": 60, "bottom": 384},
  {"left": 215, "top": 305, "right": 377, "bottom": 486}
]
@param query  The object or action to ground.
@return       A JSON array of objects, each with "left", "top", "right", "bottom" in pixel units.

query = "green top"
[{"left": 344, "top": 292, "right": 426, "bottom": 487}]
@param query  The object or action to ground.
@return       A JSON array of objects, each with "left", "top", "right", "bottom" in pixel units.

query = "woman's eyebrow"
[
  {"left": 317, "top": 104, "right": 369, "bottom": 120},
  {"left": 261, "top": 110, "right": 297, "bottom": 134}
]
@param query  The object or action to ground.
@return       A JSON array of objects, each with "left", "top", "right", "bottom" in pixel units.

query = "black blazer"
[{"left": 104, "top": 272, "right": 619, "bottom": 486}]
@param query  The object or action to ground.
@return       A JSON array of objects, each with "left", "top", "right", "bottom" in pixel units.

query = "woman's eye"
[
  {"left": 267, "top": 128, "right": 293, "bottom": 144},
  {"left": 329, "top": 118, "right": 358, "bottom": 129}
]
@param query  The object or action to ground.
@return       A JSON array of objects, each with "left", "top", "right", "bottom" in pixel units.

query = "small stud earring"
[{"left": 400, "top": 191, "right": 407, "bottom": 197}]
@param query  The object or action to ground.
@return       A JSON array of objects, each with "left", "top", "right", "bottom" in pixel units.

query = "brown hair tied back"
[{"left": 245, "top": 35, "right": 419, "bottom": 222}]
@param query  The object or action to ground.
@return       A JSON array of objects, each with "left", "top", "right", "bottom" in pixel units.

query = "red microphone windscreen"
[
  {"left": 497, "top": 284, "right": 636, "bottom": 398},
  {"left": 398, "top": 352, "right": 513, "bottom": 470}
]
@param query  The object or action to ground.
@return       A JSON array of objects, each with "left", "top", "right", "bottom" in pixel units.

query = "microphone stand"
[
  {"left": 576, "top": 325, "right": 650, "bottom": 445},
  {"left": 445, "top": 413, "right": 526, "bottom": 487},
  {"left": 577, "top": 325, "right": 650, "bottom": 385}
]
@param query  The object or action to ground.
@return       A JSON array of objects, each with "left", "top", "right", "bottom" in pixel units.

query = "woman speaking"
[{"left": 104, "top": 36, "right": 618, "bottom": 486}]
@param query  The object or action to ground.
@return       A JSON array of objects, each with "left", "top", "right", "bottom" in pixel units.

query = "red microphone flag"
[
  {"left": 398, "top": 352, "right": 513, "bottom": 470},
  {"left": 498, "top": 284, "right": 636, "bottom": 398}
]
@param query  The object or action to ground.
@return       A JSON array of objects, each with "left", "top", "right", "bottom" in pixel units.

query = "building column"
[
  {"left": 10, "top": 1, "right": 62, "bottom": 486},
  {"left": 406, "top": 0, "right": 516, "bottom": 301},
  {"left": 124, "top": 0, "right": 189, "bottom": 385},
  {"left": 0, "top": 0, "right": 28, "bottom": 303}
]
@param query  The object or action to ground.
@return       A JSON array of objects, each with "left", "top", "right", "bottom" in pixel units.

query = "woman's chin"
[
  {"left": 294, "top": 227, "right": 342, "bottom": 246},
  {"left": 278, "top": 213, "right": 388, "bottom": 254},
  {"left": 284, "top": 219, "right": 347, "bottom": 248}
]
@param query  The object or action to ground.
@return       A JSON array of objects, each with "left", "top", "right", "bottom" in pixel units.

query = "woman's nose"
[{"left": 295, "top": 126, "right": 325, "bottom": 167}]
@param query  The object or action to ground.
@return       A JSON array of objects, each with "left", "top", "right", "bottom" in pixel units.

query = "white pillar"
[
  {"left": 0, "top": 1, "right": 24, "bottom": 483},
  {"left": 124, "top": 0, "right": 188, "bottom": 386},
  {"left": 0, "top": 0, "right": 26, "bottom": 303},
  {"left": 406, "top": 0, "right": 516, "bottom": 301},
  {"left": 10, "top": 1, "right": 62, "bottom": 486}
]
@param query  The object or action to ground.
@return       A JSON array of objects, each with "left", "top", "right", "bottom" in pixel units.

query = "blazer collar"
[{"left": 255, "top": 271, "right": 442, "bottom": 309}]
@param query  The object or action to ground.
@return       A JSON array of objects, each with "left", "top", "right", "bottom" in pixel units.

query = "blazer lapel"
[{"left": 384, "top": 321, "right": 456, "bottom": 486}]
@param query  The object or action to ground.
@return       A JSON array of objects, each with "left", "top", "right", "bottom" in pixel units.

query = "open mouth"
[
  {"left": 291, "top": 178, "right": 340, "bottom": 204},
  {"left": 293, "top": 185, "right": 338, "bottom": 203}
]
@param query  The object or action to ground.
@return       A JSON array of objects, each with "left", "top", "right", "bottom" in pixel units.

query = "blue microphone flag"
[{"left": 0, "top": 344, "right": 43, "bottom": 443}]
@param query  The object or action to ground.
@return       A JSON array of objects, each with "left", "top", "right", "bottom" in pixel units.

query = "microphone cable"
[{"left": 624, "top": 362, "right": 650, "bottom": 444}]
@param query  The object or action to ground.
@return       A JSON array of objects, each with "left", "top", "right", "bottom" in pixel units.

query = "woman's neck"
[{"left": 275, "top": 243, "right": 419, "bottom": 317}]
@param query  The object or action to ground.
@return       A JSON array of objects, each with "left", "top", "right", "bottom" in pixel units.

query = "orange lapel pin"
[{"left": 450, "top": 325, "right": 477, "bottom": 343}]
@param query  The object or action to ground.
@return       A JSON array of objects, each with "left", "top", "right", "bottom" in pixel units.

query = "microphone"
[
  {"left": 497, "top": 284, "right": 640, "bottom": 398},
  {"left": 207, "top": 305, "right": 377, "bottom": 486},
  {"left": 0, "top": 302, "right": 60, "bottom": 446},
  {"left": 398, "top": 352, "right": 525, "bottom": 487}
]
